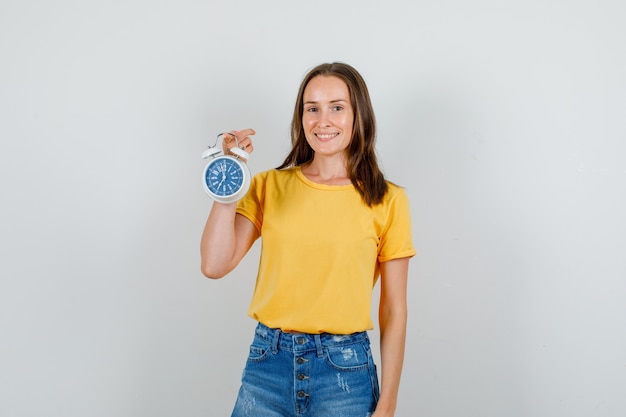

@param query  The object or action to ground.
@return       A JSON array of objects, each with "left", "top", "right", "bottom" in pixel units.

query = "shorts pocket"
[
  {"left": 369, "top": 364, "right": 380, "bottom": 402},
  {"left": 325, "top": 342, "right": 370, "bottom": 371},
  {"left": 246, "top": 338, "right": 272, "bottom": 362}
]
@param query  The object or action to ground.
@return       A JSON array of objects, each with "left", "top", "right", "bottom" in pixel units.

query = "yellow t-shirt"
[{"left": 236, "top": 166, "right": 416, "bottom": 334}]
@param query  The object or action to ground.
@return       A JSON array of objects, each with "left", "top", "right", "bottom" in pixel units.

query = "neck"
[{"left": 301, "top": 154, "right": 351, "bottom": 185}]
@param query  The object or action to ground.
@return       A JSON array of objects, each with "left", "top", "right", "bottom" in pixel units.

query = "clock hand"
[{"left": 217, "top": 170, "right": 226, "bottom": 188}]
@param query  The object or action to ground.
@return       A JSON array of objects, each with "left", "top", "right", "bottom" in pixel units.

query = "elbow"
[{"left": 200, "top": 261, "right": 229, "bottom": 279}]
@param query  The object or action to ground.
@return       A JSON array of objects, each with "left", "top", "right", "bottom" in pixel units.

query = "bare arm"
[
  {"left": 373, "top": 257, "right": 410, "bottom": 416},
  {"left": 200, "top": 129, "right": 259, "bottom": 279}
]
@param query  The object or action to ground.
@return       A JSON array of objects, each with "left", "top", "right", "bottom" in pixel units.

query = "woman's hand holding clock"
[
  {"left": 221, "top": 128, "right": 255, "bottom": 162},
  {"left": 202, "top": 128, "right": 256, "bottom": 203}
]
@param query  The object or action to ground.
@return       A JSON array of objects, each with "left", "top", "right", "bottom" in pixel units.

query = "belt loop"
[
  {"left": 314, "top": 334, "right": 323, "bottom": 358},
  {"left": 271, "top": 328, "right": 280, "bottom": 354}
]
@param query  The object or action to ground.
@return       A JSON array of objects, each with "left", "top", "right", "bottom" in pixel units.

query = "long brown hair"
[{"left": 277, "top": 62, "right": 388, "bottom": 206}]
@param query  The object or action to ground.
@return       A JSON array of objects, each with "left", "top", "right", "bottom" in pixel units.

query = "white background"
[{"left": 1, "top": 1, "right": 625, "bottom": 416}]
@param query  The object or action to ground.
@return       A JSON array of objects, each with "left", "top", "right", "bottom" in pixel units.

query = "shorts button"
[
  {"left": 297, "top": 373, "right": 306, "bottom": 380},
  {"left": 297, "top": 390, "right": 307, "bottom": 398},
  {"left": 296, "top": 357, "right": 305, "bottom": 364},
  {"left": 296, "top": 337, "right": 305, "bottom": 345}
]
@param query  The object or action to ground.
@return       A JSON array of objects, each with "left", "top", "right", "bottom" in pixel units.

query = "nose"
[{"left": 318, "top": 109, "right": 332, "bottom": 127}]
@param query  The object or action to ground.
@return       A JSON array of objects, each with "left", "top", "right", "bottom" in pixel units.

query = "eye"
[
  {"left": 306, "top": 106, "right": 318, "bottom": 112},
  {"left": 332, "top": 105, "right": 344, "bottom": 111}
]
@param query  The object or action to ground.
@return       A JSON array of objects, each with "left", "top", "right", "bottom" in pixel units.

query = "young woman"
[{"left": 201, "top": 62, "right": 415, "bottom": 417}]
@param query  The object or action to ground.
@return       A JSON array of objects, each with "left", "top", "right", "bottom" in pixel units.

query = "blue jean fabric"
[{"left": 230, "top": 322, "right": 380, "bottom": 417}]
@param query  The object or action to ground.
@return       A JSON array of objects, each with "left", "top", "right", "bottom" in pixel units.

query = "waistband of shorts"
[{"left": 254, "top": 322, "right": 369, "bottom": 353}]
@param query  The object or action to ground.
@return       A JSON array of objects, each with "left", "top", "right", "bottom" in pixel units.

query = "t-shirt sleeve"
[
  {"left": 236, "top": 172, "right": 265, "bottom": 233},
  {"left": 378, "top": 187, "right": 417, "bottom": 262}
]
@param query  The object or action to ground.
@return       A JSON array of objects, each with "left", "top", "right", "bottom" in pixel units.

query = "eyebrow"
[{"left": 303, "top": 99, "right": 349, "bottom": 105}]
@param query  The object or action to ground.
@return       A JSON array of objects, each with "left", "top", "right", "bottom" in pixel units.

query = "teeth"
[{"left": 317, "top": 133, "right": 337, "bottom": 139}]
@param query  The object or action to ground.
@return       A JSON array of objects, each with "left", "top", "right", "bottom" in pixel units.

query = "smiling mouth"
[{"left": 315, "top": 133, "right": 339, "bottom": 141}]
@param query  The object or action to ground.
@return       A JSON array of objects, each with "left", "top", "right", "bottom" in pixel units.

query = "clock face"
[{"left": 203, "top": 156, "right": 248, "bottom": 201}]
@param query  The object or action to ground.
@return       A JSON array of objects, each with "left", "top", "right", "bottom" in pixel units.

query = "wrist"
[{"left": 375, "top": 398, "right": 397, "bottom": 414}]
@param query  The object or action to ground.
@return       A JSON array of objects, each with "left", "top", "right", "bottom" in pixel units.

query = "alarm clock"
[{"left": 201, "top": 133, "right": 251, "bottom": 203}]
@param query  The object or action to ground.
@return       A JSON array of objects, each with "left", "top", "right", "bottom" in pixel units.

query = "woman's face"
[{"left": 301, "top": 75, "right": 354, "bottom": 160}]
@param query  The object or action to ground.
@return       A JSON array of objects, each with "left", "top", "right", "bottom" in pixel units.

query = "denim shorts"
[{"left": 230, "top": 322, "right": 380, "bottom": 417}]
